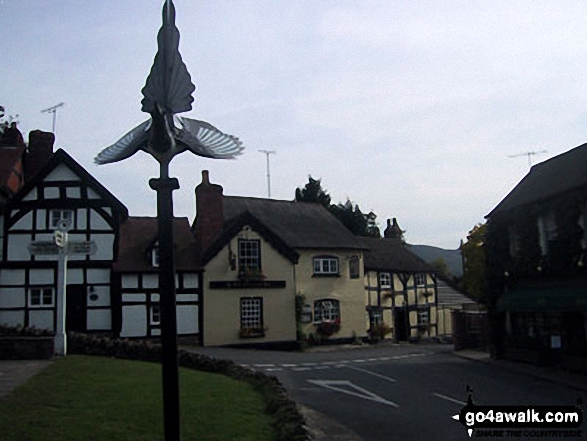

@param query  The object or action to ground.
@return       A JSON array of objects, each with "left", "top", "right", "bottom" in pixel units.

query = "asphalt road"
[{"left": 186, "top": 344, "right": 585, "bottom": 440}]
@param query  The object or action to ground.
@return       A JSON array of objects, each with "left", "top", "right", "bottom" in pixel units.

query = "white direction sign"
[
  {"left": 28, "top": 241, "right": 96, "bottom": 256},
  {"left": 307, "top": 380, "right": 399, "bottom": 408},
  {"left": 28, "top": 224, "right": 97, "bottom": 356}
]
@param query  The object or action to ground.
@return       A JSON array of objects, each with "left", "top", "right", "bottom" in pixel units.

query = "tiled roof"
[
  {"left": 223, "top": 196, "right": 368, "bottom": 250},
  {"left": 115, "top": 216, "right": 200, "bottom": 272},
  {"left": 360, "top": 237, "right": 432, "bottom": 272},
  {"left": 436, "top": 278, "right": 477, "bottom": 307},
  {"left": 487, "top": 143, "right": 587, "bottom": 217}
]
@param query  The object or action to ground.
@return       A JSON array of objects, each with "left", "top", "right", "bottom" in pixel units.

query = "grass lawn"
[{"left": 0, "top": 355, "right": 276, "bottom": 441}]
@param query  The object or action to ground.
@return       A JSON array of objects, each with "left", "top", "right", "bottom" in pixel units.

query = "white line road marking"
[
  {"left": 254, "top": 364, "right": 275, "bottom": 367},
  {"left": 315, "top": 366, "right": 331, "bottom": 370},
  {"left": 433, "top": 392, "right": 466, "bottom": 406},
  {"left": 321, "top": 361, "right": 340, "bottom": 365},
  {"left": 345, "top": 365, "right": 397, "bottom": 383},
  {"left": 366, "top": 358, "right": 379, "bottom": 362},
  {"left": 266, "top": 368, "right": 283, "bottom": 372},
  {"left": 353, "top": 359, "right": 366, "bottom": 363},
  {"left": 239, "top": 364, "right": 250, "bottom": 367},
  {"left": 308, "top": 380, "right": 399, "bottom": 408},
  {"left": 302, "top": 362, "right": 318, "bottom": 366},
  {"left": 379, "top": 357, "right": 391, "bottom": 361},
  {"left": 292, "top": 367, "right": 313, "bottom": 372},
  {"left": 281, "top": 364, "right": 298, "bottom": 367}
]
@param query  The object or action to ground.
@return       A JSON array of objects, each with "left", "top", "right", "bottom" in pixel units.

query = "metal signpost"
[
  {"left": 29, "top": 220, "right": 96, "bottom": 356},
  {"left": 94, "top": 2, "right": 243, "bottom": 439}
]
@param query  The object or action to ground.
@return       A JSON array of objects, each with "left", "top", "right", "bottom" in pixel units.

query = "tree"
[
  {"left": 0, "top": 106, "right": 19, "bottom": 134},
  {"left": 295, "top": 176, "right": 331, "bottom": 207},
  {"left": 295, "top": 176, "right": 380, "bottom": 237},
  {"left": 330, "top": 199, "right": 380, "bottom": 237},
  {"left": 430, "top": 257, "right": 453, "bottom": 280},
  {"left": 460, "top": 223, "right": 487, "bottom": 303}
]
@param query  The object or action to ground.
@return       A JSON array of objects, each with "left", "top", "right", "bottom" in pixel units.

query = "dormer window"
[
  {"left": 379, "top": 272, "right": 391, "bottom": 289},
  {"left": 313, "top": 256, "right": 339, "bottom": 275},
  {"left": 151, "top": 244, "right": 160, "bottom": 268},
  {"left": 49, "top": 209, "right": 73, "bottom": 229}
]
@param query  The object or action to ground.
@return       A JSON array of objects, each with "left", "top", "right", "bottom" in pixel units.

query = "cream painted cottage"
[{"left": 193, "top": 171, "right": 369, "bottom": 347}]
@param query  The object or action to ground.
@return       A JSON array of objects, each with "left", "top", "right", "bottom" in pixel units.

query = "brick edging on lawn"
[{"left": 67, "top": 333, "right": 309, "bottom": 441}]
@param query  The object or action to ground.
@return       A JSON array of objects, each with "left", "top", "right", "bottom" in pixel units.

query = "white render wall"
[{"left": 120, "top": 272, "right": 200, "bottom": 338}]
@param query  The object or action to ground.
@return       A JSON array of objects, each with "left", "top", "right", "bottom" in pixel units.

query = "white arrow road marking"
[
  {"left": 308, "top": 380, "right": 399, "bottom": 408},
  {"left": 434, "top": 392, "right": 466, "bottom": 406},
  {"left": 345, "top": 365, "right": 397, "bottom": 383}
]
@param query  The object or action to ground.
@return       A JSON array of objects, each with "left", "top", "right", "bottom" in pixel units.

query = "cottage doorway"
[
  {"left": 394, "top": 307, "right": 408, "bottom": 342},
  {"left": 66, "top": 285, "right": 87, "bottom": 332}
]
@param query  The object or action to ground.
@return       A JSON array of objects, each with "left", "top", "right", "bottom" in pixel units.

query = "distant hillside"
[{"left": 407, "top": 244, "right": 463, "bottom": 278}]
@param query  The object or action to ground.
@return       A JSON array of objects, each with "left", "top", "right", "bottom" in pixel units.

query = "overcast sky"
[{"left": 3, "top": 0, "right": 587, "bottom": 249}]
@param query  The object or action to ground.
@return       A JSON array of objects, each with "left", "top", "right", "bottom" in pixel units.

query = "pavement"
[
  {"left": 453, "top": 349, "right": 587, "bottom": 392},
  {"left": 0, "top": 359, "right": 54, "bottom": 399}
]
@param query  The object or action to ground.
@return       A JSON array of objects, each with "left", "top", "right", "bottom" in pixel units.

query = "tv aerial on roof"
[
  {"left": 41, "top": 102, "right": 65, "bottom": 134},
  {"left": 508, "top": 149, "right": 547, "bottom": 167}
]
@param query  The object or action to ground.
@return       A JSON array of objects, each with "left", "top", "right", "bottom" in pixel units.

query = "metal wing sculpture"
[{"left": 95, "top": 0, "right": 243, "bottom": 165}]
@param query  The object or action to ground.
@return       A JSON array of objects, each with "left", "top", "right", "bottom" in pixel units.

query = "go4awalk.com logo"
[{"left": 451, "top": 387, "right": 583, "bottom": 438}]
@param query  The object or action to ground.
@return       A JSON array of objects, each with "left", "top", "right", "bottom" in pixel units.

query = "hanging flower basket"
[
  {"left": 239, "top": 327, "right": 266, "bottom": 338},
  {"left": 238, "top": 268, "right": 266, "bottom": 282},
  {"left": 315, "top": 319, "right": 341, "bottom": 337}
]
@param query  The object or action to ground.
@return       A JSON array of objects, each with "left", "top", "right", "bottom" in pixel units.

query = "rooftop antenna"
[
  {"left": 508, "top": 149, "right": 547, "bottom": 167},
  {"left": 41, "top": 102, "right": 65, "bottom": 134},
  {"left": 259, "top": 149, "right": 276, "bottom": 197}
]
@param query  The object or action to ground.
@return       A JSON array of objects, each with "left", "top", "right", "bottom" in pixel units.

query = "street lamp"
[{"left": 95, "top": 2, "right": 243, "bottom": 440}]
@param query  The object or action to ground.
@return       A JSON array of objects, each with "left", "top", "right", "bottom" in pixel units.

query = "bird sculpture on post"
[
  {"left": 95, "top": 2, "right": 243, "bottom": 441},
  {"left": 95, "top": 0, "right": 243, "bottom": 166}
]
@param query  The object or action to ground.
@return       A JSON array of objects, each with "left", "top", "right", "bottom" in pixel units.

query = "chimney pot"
[{"left": 194, "top": 171, "right": 224, "bottom": 253}]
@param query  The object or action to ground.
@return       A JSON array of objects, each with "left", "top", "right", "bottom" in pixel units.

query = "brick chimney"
[
  {"left": 194, "top": 170, "right": 224, "bottom": 253},
  {"left": 384, "top": 217, "right": 404, "bottom": 242},
  {"left": 24, "top": 130, "right": 55, "bottom": 182}
]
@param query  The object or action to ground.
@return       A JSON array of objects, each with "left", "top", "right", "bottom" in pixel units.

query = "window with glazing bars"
[
  {"left": 238, "top": 240, "right": 260, "bottom": 271},
  {"left": 240, "top": 297, "right": 263, "bottom": 329},
  {"left": 314, "top": 299, "right": 340, "bottom": 323},
  {"left": 313, "top": 256, "right": 339, "bottom": 275}
]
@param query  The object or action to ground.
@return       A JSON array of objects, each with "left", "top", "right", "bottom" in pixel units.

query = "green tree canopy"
[
  {"left": 295, "top": 176, "right": 331, "bottom": 207},
  {"left": 460, "top": 223, "right": 487, "bottom": 303},
  {"left": 295, "top": 176, "right": 380, "bottom": 237},
  {"left": 429, "top": 257, "right": 453, "bottom": 280}
]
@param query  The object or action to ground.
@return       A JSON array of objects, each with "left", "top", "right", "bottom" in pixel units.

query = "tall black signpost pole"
[
  {"left": 150, "top": 163, "right": 181, "bottom": 441},
  {"left": 94, "top": 2, "right": 243, "bottom": 439}
]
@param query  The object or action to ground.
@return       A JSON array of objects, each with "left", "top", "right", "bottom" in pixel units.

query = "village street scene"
[{"left": 1, "top": 1, "right": 586, "bottom": 440}]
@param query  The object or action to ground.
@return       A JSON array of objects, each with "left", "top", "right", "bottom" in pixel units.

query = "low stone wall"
[
  {"left": 0, "top": 336, "right": 54, "bottom": 360},
  {"left": 68, "top": 333, "right": 309, "bottom": 441},
  {"left": 0, "top": 325, "right": 54, "bottom": 360}
]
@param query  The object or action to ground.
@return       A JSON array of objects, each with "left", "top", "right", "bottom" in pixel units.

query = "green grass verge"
[{"left": 0, "top": 355, "right": 276, "bottom": 441}]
